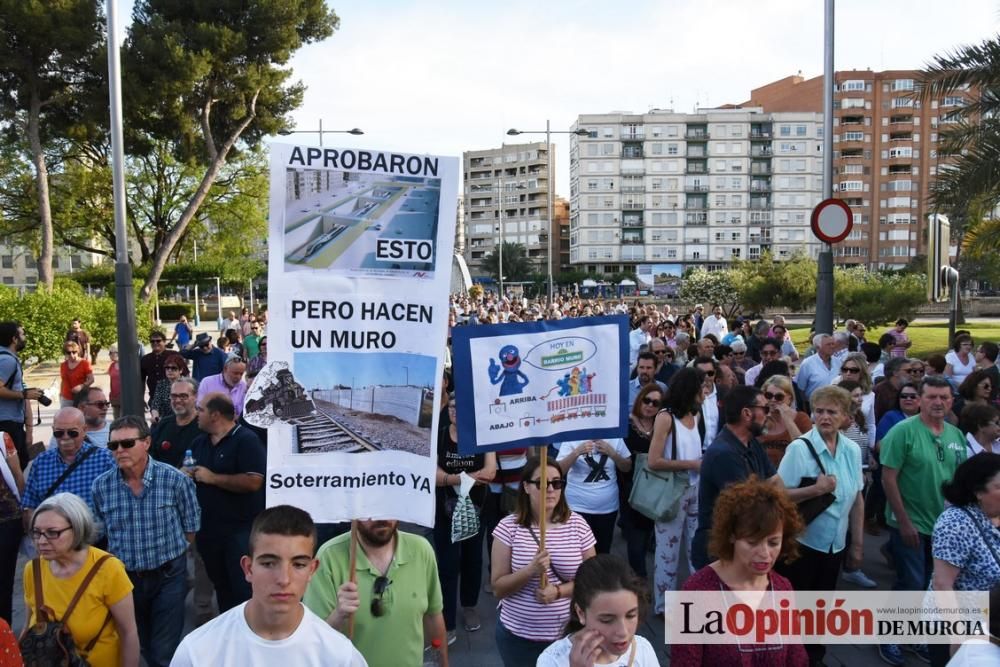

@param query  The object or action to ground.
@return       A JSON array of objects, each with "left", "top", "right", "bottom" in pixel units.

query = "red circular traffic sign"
[{"left": 810, "top": 198, "right": 854, "bottom": 244}]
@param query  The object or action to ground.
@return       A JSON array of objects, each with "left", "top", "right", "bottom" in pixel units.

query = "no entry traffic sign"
[{"left": 810, "top": 198, "right": 853, "bottom": 244}]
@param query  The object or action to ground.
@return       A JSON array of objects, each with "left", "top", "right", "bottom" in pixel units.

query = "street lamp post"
[
  {"left": 277, "top": 120, "right": 364, "bottom": 146},
  {"left": 507, "top": 123, "right": 590, "bottom": 304}
]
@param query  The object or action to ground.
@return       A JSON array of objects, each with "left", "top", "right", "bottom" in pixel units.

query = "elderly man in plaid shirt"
[
  {"left": 20, "top": 407, "right": 115, "bottom": 534},
  {"left": 92, "top": 415, "right": 201, "bottom": 667}
]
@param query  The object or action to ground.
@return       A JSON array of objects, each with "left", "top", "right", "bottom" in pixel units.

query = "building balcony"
[
  {"left": 684, "top": 184, "right": 709, "bottom": 193},
  {"left": 749, "top": 200, "right": 771, "bottom": 210},
  {"left": 750, "top": 164, "right": 771, "bottom": 175},
  {"left": 621, "top": 167, "right": 645, "bottom": 175},
  {"left": 620, "top": 186, "right": 645, "bottom": 193},
  {"left": 622, "top": 150, "right": 644, "bottom": 160},
  {"left": 749, "top": 130, "right": 772, "bottom": 139},
  {"left": 749, "top": 211, "right": 772, "bottom": 225},
  {"left": 750, "top": 182, "right": 772, "bottom": 193},
  {"left": 686, "top": 130, "right": 710, "bottom": 141},
  {"left": 621, "top": 221, "right": 644, "bottom": 228},
  {"left": 750, "top": 147, "right": 772, "bottom": 157},
  {"left": 621, "top": 132, "right": 645, "bottom": 141},
  {"left": 685, "top": 201, "right": 707, "bottom": 210},
  {"left": 685, "top": 213, "right": 708, "bottom": 225},
  {"left": 620, "top": 237, "right": 644, "bottom": 245},
  {"left": 622, "top": 201, "right": 645, "bottom": 210},
  {"left": 685, "top": 164, "right": 707, "bottom": 174}
]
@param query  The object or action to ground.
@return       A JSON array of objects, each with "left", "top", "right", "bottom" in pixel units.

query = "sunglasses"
[
  {"left": 763, "top": 391, "right": 786, "bottom": 402},
  {"left": 52, "top": 429, "right": 81, "bottom": 439},
  {"left": 526, "top": 478, "right": 566, "bottom": 490},
  {"left": 703, "top": 370, "right": 716, "bottom": 377},
  {"left": 371, "top": 575, "right": 391, "bottom": 617},
  {"left": 164, "top": 365, "right": 180, "bottom": 371},
  {"left": 653, "top": 350, "right": 668, "bottom": 355},
  {"left": 86, "top": 401, "right": 111, "bottom": 409},
  {"left": 641, "top": 397, "right": 660, "bottom": 406},
  {"left": 63, "top": 350, "right": 78, "bottom": 356},
  {"left": 170, "top": 393, "right": 192, "bottom": 400},
  {"left": 841, "top": 366, "right": 861, "bottom": 374},
  {"left": 107, "top": 438, "right": 141, "bottom": 452},
  {"left": 899, "top": 393, "right": 919, "bottom": 400},
  {"left": 908, "top": 368, "right": 925, "bottom": 375},
  {"left": 750, "top": 404, "right": 771, "bottom": 414}
]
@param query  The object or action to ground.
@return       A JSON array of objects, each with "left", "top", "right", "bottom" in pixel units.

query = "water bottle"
[
  {"left": 183, "top": 449, "right": 195, "bottom": 471},
  {"left": 422, "top": 638, "right": 444, "bottom": 666}
]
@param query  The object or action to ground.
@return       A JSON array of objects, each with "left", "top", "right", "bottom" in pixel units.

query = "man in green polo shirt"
[
  {"left": 878, "top": 375, "right": 966, "bottom": 666},
  {"left": 303, "top": 519, "right": 447, "bottom": 666}
]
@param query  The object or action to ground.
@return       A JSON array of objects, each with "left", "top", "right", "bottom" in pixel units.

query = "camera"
[{"left": 27, "top": 389, "right": 52, "bottom": 407}]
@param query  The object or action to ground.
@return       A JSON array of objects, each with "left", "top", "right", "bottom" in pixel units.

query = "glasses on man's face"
[
  {"left": 52, "top": 429, "right": 80, "bottom": 439},
  {"left": 526, "top": 478, "right": 566, "bottom": 490},
  {"left": 170, "top": 393, "right": 192, "bottom": 401},
  {"left": 841, "top": 366, "right": 861, "bottom": 374},
  {"left": 749, "top": 403, "right": 770, "bottom": 415},
  {"left": 653, "top": 349, "right": 668, "bottom": 356},
  {"left": 763, "top": 391, "right": 786, "bottom": 402},
  {"left": 908, "top": 368, "right": 925, "bottom": 376},
  {"left": 86, "top": 401, "right": 111, "bottom": 409},
  {"left": 151, "top": 339, "right": 165, "bottom": 345},
  {"left": 762, "top": 349, "right": 779, "bottom": 359},
  {"left": 107, "top": 438, "right": 141, "bottom": 452},
  {"left": 31, "top": 526, "right": 72, "bottom": 542},
  {"left": 702, "top": 370, "right": 716, "bottom": 378},
  {"left": 371, "top": 575, "right": 391, "bottom": 617}
]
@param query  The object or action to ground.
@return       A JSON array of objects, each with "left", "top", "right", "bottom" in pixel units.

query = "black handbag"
[{"left": 792, "top": 437, "right": 837, "bottom": 524}]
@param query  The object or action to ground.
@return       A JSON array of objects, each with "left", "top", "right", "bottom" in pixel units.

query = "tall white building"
[
  {"left": 462, "top": 142, "right": 552, "bottom": 278},
  {"left": 569, "top": 108, "right": 825, "bottom": 274}
]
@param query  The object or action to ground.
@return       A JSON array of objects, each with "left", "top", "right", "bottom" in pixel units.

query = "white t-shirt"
[
  {"left": 557, "top": 439, "right": 630, "bottom": 514},
  {"left": 946, "top": 350, "right": 977, "bottom": 386},
  {"left": 947, "top": 641, "right": 1000, "bottom": 666},
  {"left": 170, "top": 602, "right": 368, "bottom": 667},
  {"left": 536, "top": 633, "right": 660, "bottom": 666}
]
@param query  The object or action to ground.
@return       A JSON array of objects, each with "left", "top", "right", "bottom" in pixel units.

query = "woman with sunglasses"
[
  {"left": 953, "top": 369, "right": 993, "bottom": 423},
  {"left": 647, "top": 367, "right": 705, "bottom": 615},
  {"left": 59, "top": 342, "right": 94, "bottom": 408},
  {"left": 23, "top": 493, "right": 139, "bottom": 666},
  {"left": 960, "top": 403, "right": 1000, "bottom": 455},
  {"left": 491, "top": 458, "right": 596, "bottom": 666},
  {"left": 536, "top": 554, "right": 660, "bottom": 666},
  {"left": 758, "top": 375, "right": 812, "bottom": 469},
  {"left": 618, "top": 384, "right": 663, "bottom": 579},
  {"left": 148, "top": 353, "right": 189, "bottom": 424},
  {"left": 835, "top": 351, "right": 877, "bottom": 449}
]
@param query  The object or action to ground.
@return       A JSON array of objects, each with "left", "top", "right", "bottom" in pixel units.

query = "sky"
[
  {"left": 116, "top": 0, "right": 1000, "bottom": 195},
  {"left": 293, "top": 351, "right": 437, "bottom": 389}
]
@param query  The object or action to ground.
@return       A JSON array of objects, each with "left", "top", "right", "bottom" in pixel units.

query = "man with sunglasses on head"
[
  {"left": 172, "top": 506, "right": 366, "bottom": 666},
  {"left": 92, "top": 415, "right": 200, "bottom": 667},
  {"left": 877, "top": 375, "right": 967, "bottom": 666},
  {"left": 304, "top": 518, "right": 447, "bottom": 667},
  {"left": 72, "top": 386, "right": 111, "bottom": 448},
  {"left": 20, "top": 407, "right": 114, "bottom": 532},
  {"left": 691, "top": 386, "right": 833, "bottom": 570}
]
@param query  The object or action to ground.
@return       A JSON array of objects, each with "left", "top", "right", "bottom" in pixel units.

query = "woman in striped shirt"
[{"left": 491, "top": 457, "right": 597, "bottom": 666}]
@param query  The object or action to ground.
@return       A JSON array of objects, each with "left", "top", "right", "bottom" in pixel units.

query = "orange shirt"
[{"left": 60, "top": 360, "right": 93, "bottom": 400}]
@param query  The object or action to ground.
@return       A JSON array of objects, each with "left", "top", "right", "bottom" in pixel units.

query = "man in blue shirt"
[
  {"left": 21, "top": 408, "right": 115, "bottom": 529},
  {"left": 170, "top": 315, "right": 194, "bottom": 350},
  {"left": 181, "top": 333, "right": 228, "bottom": 381},
  {"left": 92, "top": 415, "right": 200, "bottom": 667},
  {"left": 795, "top": 333, "right": 842, "bottom": 407},
  {"left": 0, "top": 322, "right": 44, "bottom": 468}
]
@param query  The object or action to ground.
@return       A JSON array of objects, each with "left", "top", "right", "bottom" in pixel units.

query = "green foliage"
[
  {"left": 555, "top": 270, "right": 590, "bottom": 286},
  {"left": 834, "top": 269, "right": 927, "bottom": 327},
  {"left": 678, "top": 268, "right": 742, "bottom": 318},
  {"left": 66, "top": 259, "right": 266, "bottom": 289},
  {"left": 480, "top": 242, "right": 535, "bottom": 283},
  {"left": 159, "top": 303, "right": 194, "bottom": 320}
]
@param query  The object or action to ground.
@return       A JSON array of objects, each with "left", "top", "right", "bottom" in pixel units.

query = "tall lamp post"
[
  {"left": 277, "top": 120, "right": 364, "bottom": 146},
  {"left": 507, "top": 123, "right": 590, "bottom": 304}
]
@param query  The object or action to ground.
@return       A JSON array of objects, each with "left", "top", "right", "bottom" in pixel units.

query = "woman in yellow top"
[{"left": 23, "top": 493, "right": 139, "bottom": 667}]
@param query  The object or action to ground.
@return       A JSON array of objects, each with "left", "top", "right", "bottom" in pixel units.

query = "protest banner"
[
  {"left": 251, "top": 143, "right": 457, "bottom": 528},
  {"left": 450, "top": 315, "right": 629, "bottom": 455}
]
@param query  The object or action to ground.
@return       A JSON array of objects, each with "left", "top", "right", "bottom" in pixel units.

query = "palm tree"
[{"left": 480, "top": 241, "right": 535, "bottom": 283}]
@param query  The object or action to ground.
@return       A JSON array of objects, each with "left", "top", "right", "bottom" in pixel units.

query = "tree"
[
  {"left": 834, "top": 268, "right": 926, "bottom": 327},
  {"left": 0, "top": 0, "right": 105, "bottom": 290},
  {"left": 678, "top": 268, "right": 742, "bottom": 318},
  {"left": 480, "top": 242, "right": 535, "bottom": 283},
  {"left": 124, "top": 0, "right": 339, "bottom": 300}
]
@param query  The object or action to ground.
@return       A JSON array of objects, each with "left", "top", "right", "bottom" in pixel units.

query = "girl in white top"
[
  {"left": 647, "top": 367, "right": 705, "bottom": 615},
  {"left": 536, "top": 554, "right": 660, "bottom": 666}
]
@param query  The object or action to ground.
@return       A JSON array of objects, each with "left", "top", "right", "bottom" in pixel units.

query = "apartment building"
[
  {"left": 745, "top": 71, "right": 967, "bottom": 268},
  {"left": 569, "top": 109, "right": 824, "bottom": 275},
  {"left": 462, "top": 142, "right": 553, "bottom": 278},
  {"left": 0, "top": 245, "right": 106, "bottom": 289}
]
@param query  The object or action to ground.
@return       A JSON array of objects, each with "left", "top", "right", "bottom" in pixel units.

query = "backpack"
[{"left": 19, "top": 555, "right": 113, "bottom": 667}]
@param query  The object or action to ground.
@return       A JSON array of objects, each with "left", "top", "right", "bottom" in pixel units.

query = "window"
[
  {"left": 780, "top": 126, "right": 791, "bottom": 136},
  {"left": 71, "top": 256, "right": 82, "bottom": 269},
  {"left": 840, "top": 181, "right": 863, "bottom": 191},
  {"left": 796, "top": 126, "right": 807, "bottom": 136},
  {"left": 841, "top": 80, "right": 866, "bottom": 91},
  {"left": 892, "top": 98, "right": 914, "bottom": 108},
  {"left": 842, "top": 131, "right": 864, "bottom": 142},
  {"left": 667, "top": 144, "right": 678, "bottom": 155},
  {"left": 0, "top": 256, "right": 10, "bottom": 269},
  {"left": 942, "top": 96, "right": 965, "bottom": 107},
  {"left": 841, "top": 98, "right": 865, "bottom": 109},
  {"left": 891, "top": 79, "right": 914, "bottom": 92}
]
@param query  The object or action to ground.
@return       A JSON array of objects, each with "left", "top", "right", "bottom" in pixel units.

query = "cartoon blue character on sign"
[{"left": 488, "top": 344, "right": 529, "bottom": 396}]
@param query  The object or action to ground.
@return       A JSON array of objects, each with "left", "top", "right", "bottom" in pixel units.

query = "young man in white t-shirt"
[{"left": 171, "top": 506, "right": 367, "bottom": 667}]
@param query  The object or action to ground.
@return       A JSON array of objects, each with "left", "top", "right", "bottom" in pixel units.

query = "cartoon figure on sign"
[{"left": 488, "top": 344, "right": 529, "bottom": 396}]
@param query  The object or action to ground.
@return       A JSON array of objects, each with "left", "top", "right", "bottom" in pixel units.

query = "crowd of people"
[{"left": 0, "top": 292, "right": 990, "bottom": 666}]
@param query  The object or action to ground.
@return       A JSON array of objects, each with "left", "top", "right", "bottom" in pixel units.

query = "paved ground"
[{"left": 15, "top": 326, "right": 931, "bottom": 665}]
